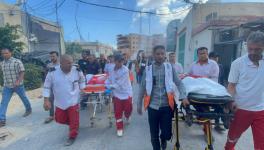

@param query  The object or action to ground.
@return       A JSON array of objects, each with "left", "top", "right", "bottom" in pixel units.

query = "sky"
[{"left": 3, "top": 0, "right": 264, "bottom": 47}]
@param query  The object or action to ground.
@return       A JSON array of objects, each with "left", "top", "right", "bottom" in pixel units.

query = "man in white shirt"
[
  {"left": 168, "top": 52, "right": 183, "bottom": 74},
  {"left": 187, "top": 47, "right": 222, "bottom": 136},
  {"left": 106, "top": 53, "right": 133, "bottom": 137},
  {"left": 43, "top": 55, "right": 85, "bottom": 146},
  {"left": 225, "top": 31, "right": 264, "bottom": 150},
  {"left": 189, "top": 47, "right": 219, "bottom": 82}
]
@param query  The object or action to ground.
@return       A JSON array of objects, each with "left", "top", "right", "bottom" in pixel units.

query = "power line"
[{"left": 75, "top": 0, "right": 190, "bottom": 16}]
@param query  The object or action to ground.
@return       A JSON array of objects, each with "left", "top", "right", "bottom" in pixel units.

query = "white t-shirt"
[
  {"left": 189, "top": 59, "right": 219, "bottom": 82},
  {"left": 43, "top": 66, "right": 86, "bottom": 110},
  {"left": 105, "top": 65, "right": 133, "bottom": 100},
  {"left": 228, "top": 55, "right": 264, "bottom": 111},
  {"left": 104, "top": 63, "right": 115, "bottom": 74}
]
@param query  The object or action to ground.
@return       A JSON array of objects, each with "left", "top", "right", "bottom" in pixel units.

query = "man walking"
[
  {"left": 0, "top": 48, "right": 32, "bottom": 127},
  {"left": 225, "top": 31, "right": 264, "bottom": 150},
  {"left": 106, "top": 53, "right": 133, "bottom": 137},
  {"left": 43, "top": 55, "right": 85, "bottom": 146},
  {"left": 43, "top": 51, "right": 60, "bottom": 124},
  {"left": 137, "top": 45, "right": 187, "bottom": 150},
  {"left": 168, "top": 52, "right": 183, "bottom": 74}
]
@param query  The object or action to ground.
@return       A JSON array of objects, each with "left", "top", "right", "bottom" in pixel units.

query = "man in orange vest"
[{"left": 137, "top": 45, "right": 188, "bottom": 150}]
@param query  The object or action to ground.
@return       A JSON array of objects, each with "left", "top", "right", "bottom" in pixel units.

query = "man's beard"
[{"left": 248, "top": 54, "right": 262, "bottom": 62}]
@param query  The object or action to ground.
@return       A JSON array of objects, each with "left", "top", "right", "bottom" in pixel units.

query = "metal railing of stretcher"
[
  {"left": 82, "top": 85, "right": 113, "bottom": 127},
  {"left": 172, "top": 93, "right": 234, "bottom": 150}
]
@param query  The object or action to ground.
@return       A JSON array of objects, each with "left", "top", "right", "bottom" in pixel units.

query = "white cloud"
[{"left": 135, "top": 0, "right": 192, "bottom": 26}]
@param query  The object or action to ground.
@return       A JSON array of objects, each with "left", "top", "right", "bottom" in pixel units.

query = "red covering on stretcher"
[{"left": 83, "top": 74, "right": 107, "bottom": 93}]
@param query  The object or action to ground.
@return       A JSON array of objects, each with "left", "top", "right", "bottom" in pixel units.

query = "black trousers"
[{"left": 148, "top": 106, "right": 173, "bottom": 150}]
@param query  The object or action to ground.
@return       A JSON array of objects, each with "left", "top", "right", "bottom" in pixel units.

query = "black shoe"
[
  {"left": 161, "top": 139, "right": 167, "bottom": 150},
  {"left": 151, "top": 139, "right": 160, "bottom": 150},
  {"left": 0, "top": 120, "right": 6, "bottom": 128},
  {"left": 23, "top": 109, "right": 32, "bottom": 117},
  {"left": 64, "top": 138, "right": 75, "bottom": 146},
  {"left": 214, "top": 125, "right": 225, "bottom": 133}
]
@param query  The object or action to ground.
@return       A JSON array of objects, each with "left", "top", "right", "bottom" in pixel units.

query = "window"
[{"left": 178, "top": 33, "right": 186, "bottom": 66}]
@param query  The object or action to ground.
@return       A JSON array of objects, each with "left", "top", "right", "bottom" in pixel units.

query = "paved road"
[{"left": 0, "top": 85, "right": 253, "bottom": 150}]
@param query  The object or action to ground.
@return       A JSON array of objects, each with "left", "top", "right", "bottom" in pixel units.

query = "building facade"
[
  {"left": 117, "top": 33, "right": 166, "bottom": 59},
  {"left": 175, "top": 2, "right": 264, "bottom": 73},
  {"left": 78, "top": 41, "right": 114, "bottom": 57},
  {"left": 0, "top": 2, "right": 65, "bottom": 59}
]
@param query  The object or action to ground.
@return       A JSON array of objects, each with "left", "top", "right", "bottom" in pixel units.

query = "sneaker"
[
  {"left": 0, "top": 120, "right": 6, "bottom": 128},
  {"left": 64, "top": 138, "right": 75, "bottom": 146},
  {"left": 161, "top": 139, "right": 167, "bottom": 150},
  {"left": 23, "top": 110, "right": 32, "bottom": 117},
  {"left": 117, "top": 130, "right": 123, "bottom": 137},
  {"left": 44, "top": 117, "right": 54, "bottom": 124}
]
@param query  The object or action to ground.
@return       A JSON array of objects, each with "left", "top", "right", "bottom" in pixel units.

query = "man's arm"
[
  {"left": 78, "top": 71, "right": 86, "bottom": 90},
  {"left": 16, "top": 60, "right": 25, "bottom": 86},
  {"left": 228, "top": 83, "right": 236, "bottom": 97},
  {"left": 43, "top": 72, "right": 53, "bottom": 110},
  {"left": 172, "top": 67, "right": 187, "bottom": 100}
]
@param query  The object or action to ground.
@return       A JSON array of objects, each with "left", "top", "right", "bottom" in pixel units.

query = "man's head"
[
  {"left": 247, "top": 31, "right": 264, "bottom": 62},
  {"left": 197, "top": 47, "right": 209, "bottom": 62},
  {"left": 49, "top": 51, "right": 59, "bottom": 63},
  {"left": 209, "top": 51, "right": 219, "bottom": 63},
  {"left": 82, "top": 50, "right": 90, "bottom": 60},
  {"left": 122, "top": 53, "right": 128, "bottom": 61},
  {"left": 107, "top": 55, "right": 114, "bottom": 63},
  {"left": 114, "top": 53, "right": 124, "bottom": 69},
  {"left": 141, "top": 52, "right": 146, "bottom": 59},
  {"left": 100, "top": 54, "right": 105, "bottom": 60},
  {"left": 153, "top": 45, "right": 166, "bottom": 64},
  {"left": 60, "top": 54, "right": 73, "bottom": 73},
  {"left": 1, "top": 48, "right": 12, "bottom": 60},
  {"left": 169, "top": 52, "right": 176, "bottom": 63}
]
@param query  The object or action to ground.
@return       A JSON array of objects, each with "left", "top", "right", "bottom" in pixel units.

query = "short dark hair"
[
  {"left": 197, "top": 47, "right": 208, "bottom": 54},
  {"left": 49, "top": 51, "right": 59, "bottom": 56},
  {"left": 153, "top": 45, "right": 165, "bottom": 53},
  {"left": 209, "top": 51, "right": 219, "bottom": 58},
  {"left": 169, "top": 52, "right": 175, "bottom": 56},
  {"left": 1, "top": 48, "right": 12, "bottom": 52}
]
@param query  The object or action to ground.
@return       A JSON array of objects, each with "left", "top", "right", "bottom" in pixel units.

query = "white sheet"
[{"left": 182, "top": 77, "right": 230, "bottom": 97}]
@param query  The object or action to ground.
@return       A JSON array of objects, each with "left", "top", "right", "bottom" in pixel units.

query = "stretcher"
[
  {"left": 173, "top": 76, "right": 234, "bottom": 150},
  {"left": 82, "top": 74, "right": 113, "bottom": 127}
]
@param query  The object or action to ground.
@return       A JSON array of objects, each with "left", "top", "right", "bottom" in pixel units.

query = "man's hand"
[
  {"left": 181, "top": 99, "right": 190, "bottom": 107},
  {"left": 43, "top": 98, "right": 51, "bottom": 111},
  {"left": 15, "top": 80, "right": 20, "bottom": 87}
]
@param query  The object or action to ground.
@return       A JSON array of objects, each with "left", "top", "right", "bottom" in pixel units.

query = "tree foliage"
[
  {"left": 65, "top": 42, "right": 83, "bottom": 55},
  {"left": 0, "top": 24, "right": 24, "bottom": 57}
]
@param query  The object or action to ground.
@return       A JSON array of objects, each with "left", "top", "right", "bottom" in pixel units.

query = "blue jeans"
[{"left": 0, "top": 85, "right": 32, "bottom": 121}]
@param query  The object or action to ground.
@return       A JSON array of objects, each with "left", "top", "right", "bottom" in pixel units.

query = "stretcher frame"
[
  {"left": 173, "top": 94, "right": 234, "bottom": 150},
  {"left": 82, "top": 90, "right": 113, "bottom": 128}
]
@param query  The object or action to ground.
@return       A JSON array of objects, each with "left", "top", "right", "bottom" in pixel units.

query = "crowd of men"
[{"left": 0, "top": 31, "right": 263, "bottom": 150}]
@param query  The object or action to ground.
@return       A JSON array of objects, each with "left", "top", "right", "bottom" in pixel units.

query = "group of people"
[{"left": 0, "top": 31, "right": 263, "bottom": 150}]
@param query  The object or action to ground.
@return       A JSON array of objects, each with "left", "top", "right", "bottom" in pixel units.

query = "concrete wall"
[
  {"left": 192, "top": 3, "right": 264, "bottom": 29},
  {"left": 176, "top": 2, "right": 264, "bottom": 71}
]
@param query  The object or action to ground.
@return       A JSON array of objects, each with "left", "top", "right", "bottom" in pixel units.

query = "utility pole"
[{"left": 55, "top": 0, "right": 62, "bottom": 54}]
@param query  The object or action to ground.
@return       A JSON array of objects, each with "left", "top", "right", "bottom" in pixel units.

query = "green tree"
[
  {"left": 0, "top": 24, "right": 24, "bottom": 57},
  {"left": 65, "top": 42, "right": 83, "bottom": 55}
]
